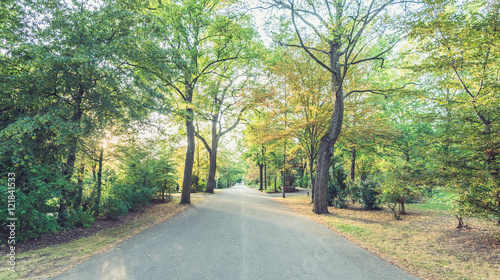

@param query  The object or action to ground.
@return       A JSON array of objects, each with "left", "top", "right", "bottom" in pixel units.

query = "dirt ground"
[
  {"left": 14, "top": 200, "right": 174, "bottom": 254},
  {"left": 280, "top": 196, "right": 500, "bottom": 280}
]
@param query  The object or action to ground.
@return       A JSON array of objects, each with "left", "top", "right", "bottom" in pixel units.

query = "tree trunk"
[
  {"left": 282, "top": 170, "right": 286, "bottom": 198},
  {"left": 400, "top": 200, "right": 406, "bottom": 215},
  {"left": 264, "top": 163, "right": 267, "bottom": 190},
  {"left": 309, "top": 146, "right": 315, "bottom": 203},
  {"left": 259, "top": 163, "right": 264, "bottom": 191},
  {"left": 205, "top": 139, "right": 218, "bottom": 193},
  {"left": 59, "top": 86, "right": 83, "bottom": 224},
  {"left": 350, "top": 147, "right": 356, "bottom": 181},
  {"left": 299, "top": 160, "right": 306, "bottom": 188},
  {"left": 313, "top": 42, "right": 344, "bottom": 214},
  {"left": 93, "top": 144, "right": 104, "bottom": 217},
  {"left": 59, "top": 140, "right": 77, "bottom": 224},
  {"left": 76, "top": 162, "right": 85, "bottom": 208},
  {"left": 205, "top": 148, "right": 217, "bottom": 193},
  {"left": 162, "top": 181, "right": 166, "bottom": 202},
  {"left": 181, "top": 104, "right": 195, "bottom": 204},
  {"left": 92, "top": 163, "right": 96, "bottom": 180}
]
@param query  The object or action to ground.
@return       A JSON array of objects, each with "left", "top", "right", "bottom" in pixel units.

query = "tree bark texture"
[
  {"left": 259, "top": 163, "right": 264, "bottom": 191},
  {"left": 205, "top": 147, "right": 217, "bottom": 194},
  {"left": 205, "top": 114, "right": 218, "bottom": 193},
  {"left": 181, "top": 107, "right": 195, "bottom": 204},
  {"left": 313, "top": 43, "right": 344, "bottom": 214},
  {"left": 94, "top": 145, "right": 104, "bottom": 216},
  {"left": 76, "top": 163, "right": 85, "bottom": 207},
  {"left": 59, "top": 85, "right": 83, "bottom": 224},
  {"left": 350, "top": 147, "right": 356, "bottom": 181}
]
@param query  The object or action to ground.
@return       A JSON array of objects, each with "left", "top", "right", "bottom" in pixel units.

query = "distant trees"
[{"left": 194, "top": 61, "right": 259, "bottom": 193}]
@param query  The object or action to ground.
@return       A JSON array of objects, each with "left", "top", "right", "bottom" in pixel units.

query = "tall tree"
[
  {"left": 0, "top": 0, "right": 154, "bottom": 224},
  {"left": 265, "top": 0, "right": 414, "bottom": 213},
  {"left": 127, "top": 0, "right": 255, "bottom": 203},
  {"left": 270, "top": 48, "right": 331, "bottom": 198},
  {"left": 194, "top": 63, "right": 257, "bottom": 193},
  {"left": 408, "top": 0, "right": 500, "bottom": 222}
]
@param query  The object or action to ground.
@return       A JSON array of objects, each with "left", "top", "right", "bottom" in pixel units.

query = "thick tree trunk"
[
  {"left": 313, "top": 80, "right": 343, "bottom": 213},
  {"left": 205, "top": 149, "right": 217, "bottom": 194},
  {"left": 181, "top": 107, "right": 195, "bottom": 204},
  {"left": 205, "top": 114, "right": 218, "bottom": 193},
  {"left": 314, "top": 141, "right": 333, "bottom": 214},
  {"left": 313, "top": 42, "right": 344, "bottom": 214},
  {"left": 350, "top": 147, "right": 356, "bottom": 181}
]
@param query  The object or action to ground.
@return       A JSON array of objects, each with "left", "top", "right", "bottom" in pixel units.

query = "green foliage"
[
  {"left": 68, "top": 208, "right": 94, "bottom": 228},
  {"left": 102, "top": 196, "right": 129, "bottom": 221},
  {"left": 378, "top": 159, "right": 424, "bottom": 219},
  {"left": 327, "top": 163, "right": 349, "bottom": 209},
  {"left": 358, "top": 180, "right": 382, "bottom": 210},
  {"left": 406, "top": 0, "right": 500, "bottom": 222},
  {"left": 0, "top": 180, "right": 60, "bottom": 242}
]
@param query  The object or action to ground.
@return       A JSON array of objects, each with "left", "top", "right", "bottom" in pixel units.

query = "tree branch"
[{"left": 194, "top": 129, "right": 212, "bottom": 154}]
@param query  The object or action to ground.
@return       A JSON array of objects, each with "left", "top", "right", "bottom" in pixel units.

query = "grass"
[
  {"left": 280, "top": 195, "right": 500, "bottom": 280},
  {"left": 0, "top": 196, "right": 205, "bottom": 280}
]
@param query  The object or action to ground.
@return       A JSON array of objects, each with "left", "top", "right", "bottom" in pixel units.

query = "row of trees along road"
[
  {"left": 1, "top": 0, "right": 499, "bottom": 242},
  {"left": 0, "top": 0, "right": 259, "bottom": 241},
  {"left": 245, "top": 0, "right": 499, "bottom": 223}
]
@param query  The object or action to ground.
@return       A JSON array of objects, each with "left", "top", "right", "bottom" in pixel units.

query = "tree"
[
  {"left": 265, "top": 0, "right": 415, "bottom": 213},
  {"left": 127, "top": 0, "right": 255, "bottom": 204},
  {"left": 194, "top": 63, "right": 257, "bottom": 193},
  {"left": 408, "top": 0, "right": 500, "bottom": 222},
  {"left": 0, "top": 0, "right": 155, "bottom": 237},
  {"left": 269, "top": 48, "right": 331, "bottom": 200}
]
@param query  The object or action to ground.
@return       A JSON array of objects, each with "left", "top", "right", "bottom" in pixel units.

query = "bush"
[
  {"left": 198, "top": 180, "right": 207, "bottom": 192},
  {"left": 68, "top": 207, "right": 94, "bottom": 228},
  {"left": 327, "top": 163, "right": 349, "bottom": 208},
  {"left": 378, "top": 160, "right": 424, "bottom": 220},
  {"left": 103, "top": 197, "right": 129, "bottom": 220},
  {"left": 358, "top": 180, "right": 382, "bottom": 210},
  {"left": 0, "top": 179, "right": 60, "bottom": 243}
]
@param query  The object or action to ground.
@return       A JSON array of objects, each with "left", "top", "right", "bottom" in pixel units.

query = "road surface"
[{"left": 53, "top": 185, "right": 418, "bottom": 280}]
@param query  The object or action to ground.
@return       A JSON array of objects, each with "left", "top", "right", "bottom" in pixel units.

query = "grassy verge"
[
  {"left": 280, "top": 195, "right": 500, "bottom": 280},
  {"left": 0, "top": 196, "right": 205, "bottom": 280}
]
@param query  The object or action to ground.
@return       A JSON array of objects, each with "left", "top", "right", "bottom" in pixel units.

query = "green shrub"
[
  {"left": 68, "top": 207, "right": 94, "bottom": 228},
  {"left": 327, "top": 163, "right": 349, "bottom": 208},
  {"left": 103, "top": 197, "right": 129, "bottom": 220},
  {"left": 198, "top": 180, "right": 207, "bottom": 192},
  {"left": 358, "top": 180, "right": 381, "bottom": 210},
  {"left": 0, "top": 179, "right": 60, "bottom": 243}
]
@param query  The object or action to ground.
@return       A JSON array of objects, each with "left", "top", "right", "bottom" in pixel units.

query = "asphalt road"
[{"left": 53, "top": 185, "right": 419, "bottom": 280}]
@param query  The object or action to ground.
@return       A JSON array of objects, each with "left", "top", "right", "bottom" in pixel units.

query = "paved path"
[{"left": 53, "top": 185, "right": 418, "bottom": 280}]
